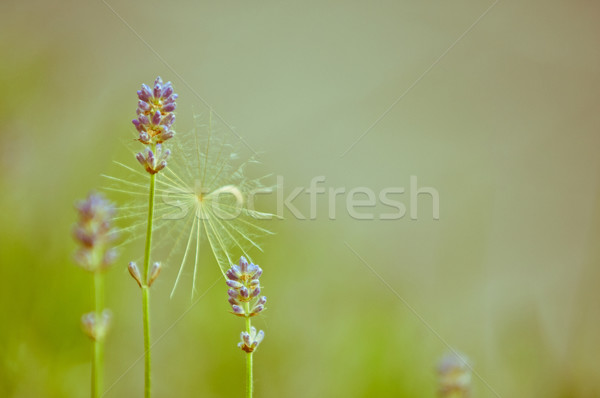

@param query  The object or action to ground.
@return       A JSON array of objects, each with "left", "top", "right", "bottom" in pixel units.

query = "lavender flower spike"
[
  {"left": 225, "top": 256, "right": 267, "bottom": 360},
  {"left": 225, "top": 256, "right": 266, "bottom": 318},
  {"left": 132, "top": 76, "right": 178, "bottom": 146},
  {"left": 73, "top": 192, "right": 118, "bottom": 272}
]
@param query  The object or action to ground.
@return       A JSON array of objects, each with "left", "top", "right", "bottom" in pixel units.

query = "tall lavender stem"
[
  {"left": 128, "top": 77, "right": 177, "bottom": 398},
  {"left": 73, "top": 192, "right": 117, "bottom": 398}
]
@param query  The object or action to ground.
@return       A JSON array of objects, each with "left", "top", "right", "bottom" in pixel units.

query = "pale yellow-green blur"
[{"left": 1, "top": 0, "right": 599, "bottom": 397}]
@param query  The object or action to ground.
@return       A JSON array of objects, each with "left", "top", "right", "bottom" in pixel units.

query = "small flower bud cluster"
[
  {"left": 73, "top": 192, "right": 118, "bottom": 272},
  {"left": 239, "top": 327, "right": 264, "bottom": 353},
  {"left": 437, "top": 352, "right": 472, "bottom": 397},
  {"left": 81, "top": 310, "right": 112, "bottom": 341},
  {"left": 132, "top": 77, "right": 177, "bottom": 174},
  {"left": 135, "top": 143, "right": 171, "bottom": 175},
  {"left": 226, "top": 257, "right": 267, "bottom": 318},
  {"left": 128, "top": 261, "right": 162, "bottom": 288},
  {"left": 226, "top": 257, "right": 267, "bottom": 354}
]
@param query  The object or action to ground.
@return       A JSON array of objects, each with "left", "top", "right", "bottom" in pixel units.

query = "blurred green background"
[{"left": 1, "top": 0, "right": 599, "bottom": 397}]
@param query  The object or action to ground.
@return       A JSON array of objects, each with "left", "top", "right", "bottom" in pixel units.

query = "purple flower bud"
[
  {"left": 132, "top": 119, "right": 141, "bottom": 131},
  {"left": 138, "top": 114, "right": 149, "bottom": 126},
  {"left": 228, "top": 289, "right": 239, "bottom": 299},
  {"left": 231, "top": 305, "right": 244, "bottom": 315},
  {"left": 239, "top": 256, "right": 249, "bottom": 272},
  {"left": 163, "top": 103, "right": 176, "bottom": 112},
  {"left": 146, "top": 149, "right": 155, "bottom": 165},
  {"left": 138, "top": 132, "right": 150, "bottom": 144},
  {"left": 153, "top": 80, "right": 162, "bottom": 97},
  {"left": 251, "top": 304, "right": 264, "bottom": 315},
  {"left": 73, "top": 227, "right": 94, "bottom": 247},
  {"left": 164, "top": 94, "right": 178, "bottom": 104},
  {"left": 227, "top": 280, "right": 243, "bottom": 289},
  {"left": 253, "top": 267, "right": 263, "bottom": 279},
  {"left": 246, "top": 263, "right": 257, "bottom": 276},
  {"left": 160, "top": 130, "right": 175, "bottom": 142},
  {"left": 257, "top": 296, "right": 267, "bottom": 306},
  {"left": 161, "top": 83, "right": 173, "bottom": 98},
  {"left": 160, "top": 113, "right": 175, "bottom": 127},
  {"left": 139, "top": 84, "right": 152, "bottom": 100},
  {"left": 152, "top": 110, "right": 161, "bottom": 125},
  {"left": 226, "top": 269, "right": 239, "bottom": 281},
  {"left": 138, "top": 100, "right": 151, "bottom": 112},
  {"left": 228, "top": 297, "right": 238, "bottom": 306},
  {"left": 155, "top": 161, "right": 167, "bottom": 172},
  {"left": 135, "top": 152, "right": 145, "bottom": 166},
  {"left": 137, "top": 90, "right": 148, "bottom": 102},
  {"left": 251, "top": 287, "right": 261, "bottom": 297},
  {"left": 240, "top": 286, "right": 249, "bottom": 299}
]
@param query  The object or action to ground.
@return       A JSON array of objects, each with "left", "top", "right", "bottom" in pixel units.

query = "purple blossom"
[
  {"left": 135, "top": 143, "right": 170, "bottom": 175},
  {"left": 224, "top": 256, "right": 267, "bottom": 318},
  {"left": 132, "top": 76, "right": 177, "bottom": 147},
  {"left": 73, "top": 192, "right": 118, "bottom": 272}
]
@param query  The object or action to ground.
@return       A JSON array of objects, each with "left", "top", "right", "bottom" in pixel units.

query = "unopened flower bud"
[
  {"left": 231, "top": 305, "right": 245, "bottom": 316},
  {"left": 251, "top": 304, "right": 264, "bottom": 316},
  {"left": 227, "top": 280, "right": 243, "bottom": 289},
  {"left": 238, "top": 327, "right": 265, "bottom": 353},
  {"left": 81, "top": 309, "right": 112, "bottom": 341},
  {"left": 128, "top": 262, "right": 142, "bottom": 288},
  {"left": 147, "top": 262, "right": 162, "bottom": 287}
]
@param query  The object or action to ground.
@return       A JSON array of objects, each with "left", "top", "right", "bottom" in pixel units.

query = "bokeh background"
[{"left": 1, "top": 0, "right": 599, "bottom": 397}]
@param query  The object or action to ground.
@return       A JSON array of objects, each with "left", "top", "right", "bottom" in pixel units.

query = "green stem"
[
  {"left": 245, "top": 303, "right": 253, "bottom": 398},
  {"left": 92, "top": 271, "right": 104, "bottom": 398},
  {"left": 142, "top": 171, "right": 156, "bottom": 398},
  {"left": 142, "top": 286, "right": 151, "bottom": 398}
]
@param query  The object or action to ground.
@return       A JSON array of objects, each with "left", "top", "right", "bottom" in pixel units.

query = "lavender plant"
[
  {"left": 73, "top": 192, "right": 118, "bottom": 398},
  {"left": 226, "top": 257, "right": 267, "bottom": 398},
  {"left": 437, "top": 351, "right": 472, "bottom": 397},
  {"left": 126, "top": 76, "right": 177, "bottom": 398}
]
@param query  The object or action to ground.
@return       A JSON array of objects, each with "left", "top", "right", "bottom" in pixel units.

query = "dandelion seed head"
[{"left": 104, "top": 112, "right": 273, "bottom": 297}]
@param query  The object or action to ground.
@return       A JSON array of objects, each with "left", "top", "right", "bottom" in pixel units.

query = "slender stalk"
[
  {"left": 92, "top": 271, "right": 104, "bottom": 398},
  {"left": 245, "top": 303, "right": 253, "bottom": 398},
  {"left": 142, "top": 285, "right": 151, "bottom": 398},
  {"left": 142, "top": 170, "right": 156, "bottom": 398}
]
